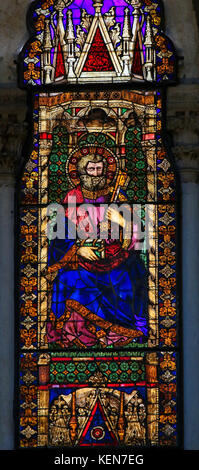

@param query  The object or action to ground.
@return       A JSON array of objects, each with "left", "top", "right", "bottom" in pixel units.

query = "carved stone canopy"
[{"left": 0, "top": 119, "right": 27, "bottom": 178}]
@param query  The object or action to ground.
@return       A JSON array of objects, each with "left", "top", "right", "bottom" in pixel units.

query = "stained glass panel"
[{"left": 19, "top": 350, "right": 178, "bottom": 447}]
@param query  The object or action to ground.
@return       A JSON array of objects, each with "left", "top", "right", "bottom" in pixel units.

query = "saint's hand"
[
  {"left": 105, "top": 207, "right": 126, "bottom": 228},
  {"left": 77, "top": 245, "right": 99, "bottom": 261}
]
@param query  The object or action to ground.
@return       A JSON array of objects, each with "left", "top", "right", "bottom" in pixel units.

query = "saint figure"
[{"left": 47, "top": 150, "right": 148, "bottom": 348}]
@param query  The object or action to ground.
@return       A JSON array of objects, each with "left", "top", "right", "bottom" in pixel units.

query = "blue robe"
[{"left": 48, "top": 214, "right": 148, "bottom": 341}]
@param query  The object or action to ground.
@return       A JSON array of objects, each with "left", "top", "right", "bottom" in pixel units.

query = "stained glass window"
[{"left": 17, "top": 0, "right": 179, "bottom": 449}]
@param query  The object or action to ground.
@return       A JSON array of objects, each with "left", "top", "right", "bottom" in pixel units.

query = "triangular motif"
[
  {"left": 79, "top": 399, "right": 118, "bottom": 446},
  {"left": 132, "top": 36, "right": 143, "bottom": 77},
  {"left": 83, "top": 27, "right": 114, "bottom": 72},
  {"left": 55, "top": 42, "right": 65, "bottom": 79}
]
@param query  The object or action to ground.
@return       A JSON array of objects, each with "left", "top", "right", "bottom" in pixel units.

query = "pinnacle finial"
[{"left": 93, "top": 0, "right": 103, "bottom": 13}]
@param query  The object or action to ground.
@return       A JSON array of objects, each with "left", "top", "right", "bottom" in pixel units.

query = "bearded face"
[{"left": 77, "top": 154, "right": 107, "bottom": 191}]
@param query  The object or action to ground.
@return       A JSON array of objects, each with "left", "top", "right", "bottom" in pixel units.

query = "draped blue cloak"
[{"left": 48, "top": 215, "right": 148, "bottom": 340}]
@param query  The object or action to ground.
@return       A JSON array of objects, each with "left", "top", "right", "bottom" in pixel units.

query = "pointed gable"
[
  {"left": 75, "top": 5, "right": 122, "bottom": 80},
  {"left": 83, "top": 27, "right": 114, "bottom": 72},
  {"left": 78, "top": 399, "right": 118, "bottom": 446}
]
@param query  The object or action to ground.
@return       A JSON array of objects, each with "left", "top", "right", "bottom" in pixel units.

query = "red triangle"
[
  {"left": 132, "top": 36, "right": 143, "bottom": 77},
  {"left": 83, "top": 27, "right": 114, "bottom": 72},
  {"left": 79, "top": 399, "right": 118, "bottom": 446},
  {"left": 55, "top": 42, "right": 65, "bottom": 79}
]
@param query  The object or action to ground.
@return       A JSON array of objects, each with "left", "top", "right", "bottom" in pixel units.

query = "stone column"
[
  {"left": 0, "top": 162, "right": 15, "bottom": 449},
  {"left": 175, "top": 147, "right": 199, "bottom": 450},
  {"left": 0, "top": 118, "right": 26, "bottom": 450}
]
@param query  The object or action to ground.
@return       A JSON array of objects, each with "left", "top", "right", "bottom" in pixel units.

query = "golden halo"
[{"left": 66, "top": 144, "right": 119, "bottom": 188}]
